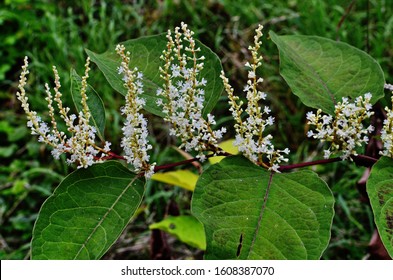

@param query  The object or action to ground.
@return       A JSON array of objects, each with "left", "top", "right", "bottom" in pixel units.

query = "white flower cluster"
[
  {"left": 16, "top": 57, "right": 112, "bottom": 168},
  {"left": 221, "top": 25, "right": 289, "bottom": 172},
  {"left": 116, "top": 44, "right": 155, "bottom": 178},
  {"left": 157, "top": 22, "right": 226, "bottom": 161},
  {"left": 306, "top": 93, "right": 374, "bottom": 160},
  {"left": 380, "top": 90, "right": 393, "bottom": 157}
]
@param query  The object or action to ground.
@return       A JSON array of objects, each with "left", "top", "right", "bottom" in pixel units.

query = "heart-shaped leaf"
[
  {"left": 31, "top": 161, "right": 144, "bottom": 260},
  {"left": 270, "top": 31, "right": 385, "bottom": 115},
  {"left": 366, "top": 156, "right": 393, "bottom": 258},
  {"left": 192, "top": 155, "right": 334, "bottom": 260},
  {"left": 86, "top": 34, "right": 223, "bottom": 117}
]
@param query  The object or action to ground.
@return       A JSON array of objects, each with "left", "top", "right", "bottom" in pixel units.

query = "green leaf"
[
  {"left": 269, "top": 31, "right": 385, "bottom": 115},
  {"left": 70, "top": 68, "right": 106, "bottom": 141},
  {"left": 151, "top": 170, "right": 198, "bottom": 191},
  {"left": 86, "top": 34, "right": 223, "bottom": 117},
  {"left": 366, "top": 156, "right": 393, "bottom": 258},
  {"left": 149, "top": 215, "right": 206, "bottom": 250},
  {"left": 192, "top": 155, "right": 334, "bottom": 260},
  {"left": 31, "top": 161, "right": 144, "bottom": 260}
]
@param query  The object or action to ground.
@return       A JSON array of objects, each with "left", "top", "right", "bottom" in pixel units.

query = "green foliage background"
[{"left": 1, "top": 0, "right": 392, "bottom": 259}]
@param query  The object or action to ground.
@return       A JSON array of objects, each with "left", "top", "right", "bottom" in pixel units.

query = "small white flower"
[
  {"left": 144, "top": 164, "right": 156, "bottom": 179},
  {"left": 103, "top": 141, "right": 111, "bottom": 152},
  {"left": 156, "top": 98, "right": 163, "bottom": 106},
  {"left": 207, "top": 114, "right": 216, "bottom": 125},
  {"left": 117, "top": 66, "right": 124, "bottom": 74},
  {"left": 259, "top": 91, "right": 267, "bottom": 100},
  {"left": 306, "top": 111, "right": 315, "bottom": 121},
  {"left": 323, "top": 150, "right": 331, "bottom": 159},
  {"left": 70, "top": 114, "right": 77, "bottom": 122},
  {"left": 269, "top": 164, "right": 280, "bottom": 172},
  {"left": 267, "top": 116, "right": 275, "bottom": 126}
]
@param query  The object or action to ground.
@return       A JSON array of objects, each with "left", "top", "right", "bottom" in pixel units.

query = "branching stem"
[{"left": 98, "top": 150, "right": 378, "bottom": 176}]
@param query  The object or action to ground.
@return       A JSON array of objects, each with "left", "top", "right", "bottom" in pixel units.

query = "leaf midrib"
[
  {"left": 247, "top": 172, "right": 274, "bottom": 259},
  {"left": 74, "top": 175, "right": 139, "bottom": 259}
]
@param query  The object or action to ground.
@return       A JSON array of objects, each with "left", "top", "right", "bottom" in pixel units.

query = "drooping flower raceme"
[
  {"left": 380, "top": 90, "right": 393, "bottom": 157},
  {"left": 116, "top": 44, "right": 155, "bottom": 178},
  {"left": 221, "top": 25, "right": 290, "bottom": 172},
  {"left": 157, "top": 22, "right": 226, "bottom": 161},
  {"left": 306, "top": 93, "right": 374, "bottom": 160},
  {"left": 16, "top": 56, "right": 112, "bottom": 169}
]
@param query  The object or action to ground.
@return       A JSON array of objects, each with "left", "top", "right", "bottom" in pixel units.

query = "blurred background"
[{"left": 1, "top": 0, "right": 392, "bottom": 259}]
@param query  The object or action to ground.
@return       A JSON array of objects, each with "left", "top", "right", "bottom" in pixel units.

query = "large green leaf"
[
  {"left": 86, "top": 34, "right": 223, "bottom": 117},
  {"left": 270, "top": 31, "right": 385, "bottom": 115},
  {"left": 31, "top": 161, "right": 144, "bottom": 260},
  {"left": 192, "top": 156, "right": 334, "bottom": 260},
  {"left": 149, "top": 215, "right": 206, "bottom": 250},
  {"left": 70, "top": 69, "right": 106, "bottom": 141},
  {"left": 366, "top": 156, "right": 393, "bottom": 258}
]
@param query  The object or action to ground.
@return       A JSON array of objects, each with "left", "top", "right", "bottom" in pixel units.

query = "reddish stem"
[
  {"left": 99, "top": 150, "right": 378, "bottom": 175},
  {"left": 278, "top": 157, "right": 342, "bottom": 171},
  {"left": 279, "top": 154, "right": 378, "bottom": 172},
  {"left": 96, "top": 152, "right": 126, "bottom": 161}
]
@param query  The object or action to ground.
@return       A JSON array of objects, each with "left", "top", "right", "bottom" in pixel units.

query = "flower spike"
[
  {"left": 16, "top": 56, "right": 112, "bottom": 168},
  {"left": 157, "top": 22, "right": 226, "bottom": 161},
  {"left": 116, "top": 44, "right": 156, "bottom": 178},
  {"left": 221, "top": 25, "right": 290, "bottom": 172}
]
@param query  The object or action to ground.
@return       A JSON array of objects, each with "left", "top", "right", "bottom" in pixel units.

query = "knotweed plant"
[
  {"left": 306, "top": 93, "right": 374, "bottom": 160},
  {"left": 14, "top": 22, "right": 393, "bottom": 261},
  {"left": 15, "top": 23, "right": 391, "bottom": 175},
  {"left": 221, "top": 25, "right": 289, "bottom": 172}
]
